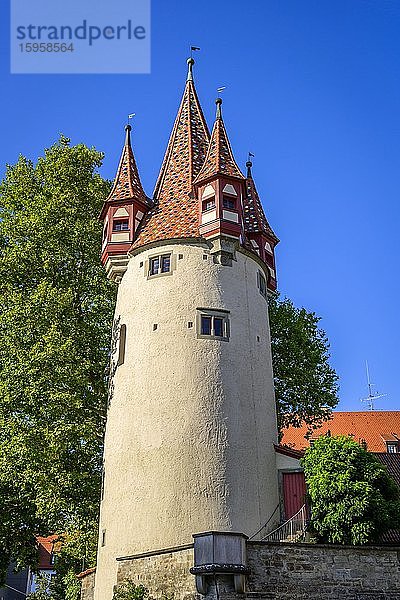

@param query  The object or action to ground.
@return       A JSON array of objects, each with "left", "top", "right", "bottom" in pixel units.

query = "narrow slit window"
[
  {"left": 101, "top": 466, "right": 105, "bottom": 501},
  {"left": 258, "top": 271, "right": 267, "bottom": 298},
  {"left": 118, "top": 324, "right": 126, "bottom": 366}
]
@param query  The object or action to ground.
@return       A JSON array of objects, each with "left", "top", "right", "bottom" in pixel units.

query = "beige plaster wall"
[{"left": 94, "top": 241, "right": 279, "bottom": 600}]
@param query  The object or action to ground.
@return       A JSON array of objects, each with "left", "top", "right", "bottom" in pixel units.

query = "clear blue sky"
[{"left": 1, "top": 0, "right": 399, "bottom": 411}]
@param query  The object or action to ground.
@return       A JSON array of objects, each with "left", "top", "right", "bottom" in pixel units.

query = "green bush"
[{"left": 302, "top": 435, "right": 400, "bottom": 544}]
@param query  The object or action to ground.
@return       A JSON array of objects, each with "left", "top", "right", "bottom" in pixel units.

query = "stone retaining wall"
[
  {"left": 81, "top": 542, "right": 400, "bottom": 600},
  {"left": 247, "top": 541, "right": 400, "bottom": 599}
]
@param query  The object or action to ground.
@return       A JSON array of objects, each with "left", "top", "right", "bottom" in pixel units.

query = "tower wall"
[{"left": 94, "top": 241, "right": 279, "bottom": 600}]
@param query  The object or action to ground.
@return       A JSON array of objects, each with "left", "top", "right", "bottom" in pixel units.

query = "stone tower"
[{"left": 94, "top": 59, "right": 280, "bottom": 600}]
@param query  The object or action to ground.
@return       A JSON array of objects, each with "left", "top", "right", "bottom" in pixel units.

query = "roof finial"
[
  {"left": 124, "top": 124, "right": 132, "bottom": 146},
  {"left": 215, "top": 97, "right": 222, "bottom": 119},
  {"left": 186, "top": 57, "right": 195, "bottom": 82},
  {"left": 125, "top": 113, "right": 135, "bottom": 145},
  {"left": 216, "top": 87, "right": 226, "bottom": 119},
  {"left": 246, "top": 152, "right": 255, "bottom": 178}
]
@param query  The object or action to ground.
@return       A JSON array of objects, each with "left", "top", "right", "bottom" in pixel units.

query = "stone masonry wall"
[
  {"left": 103, "top": 542, "right": 400, "bottom": 600},
  {"left": 80, "top": 569, "right": 96, "bottom": 600},
  {"left": 116, "top": 546, "right": 198, "bottom": 600},
  {"left": 246, "top": 541, "right": 400, "bottom": 600}
]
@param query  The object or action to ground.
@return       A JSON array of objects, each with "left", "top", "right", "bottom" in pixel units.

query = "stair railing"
[{"left": 261, "top": 504, "right": 307, "bottom": 543}]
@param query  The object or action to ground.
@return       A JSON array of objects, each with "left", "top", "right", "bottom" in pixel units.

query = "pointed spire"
[
  {"left": 243, "top": 166, "right": 278, "bottom": 242},
  {"left": 152, "top": 57, "right": 210, "bottom": 201},
  {"left": 195, "top": 97, "right": 244, "bottom": 184},
  {"left": 107, "top": 124, "right": 147, "bottom": 204},
  {"left": 132, "top": 58, "right": 210, "bottom": 250}
]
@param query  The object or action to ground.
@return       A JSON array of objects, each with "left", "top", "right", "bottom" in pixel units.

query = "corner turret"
[{"left": 100, "top": 124, "right": 149, "bottom": 282}]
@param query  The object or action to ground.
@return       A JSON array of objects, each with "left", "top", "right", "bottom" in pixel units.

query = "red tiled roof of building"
[
  {"left": 274, "top": 443, "right": 304, "bottom": 459},
  {"left": 77, "top": 567, "right": 96, "bottom": 580},
  {"left": 243, "top": 169, "right": 278, "bottom": 241},
  {"left": 106, "top": 125, "right": 147, "bottom": 205},
  {"left": 375, "top": 453, "right": 400, "bottom": 489},
  {"left": 131, "top": 59, "right": 210, "bottom": 250},
  {"left": 281, "top": 411, "right": 400, "bottom": 452},
  {"left": 194, "top": 98, "right": 244, "bottom": 184},
  {"left": 36, "top": 535, "right": 59, "bottom": 569}
]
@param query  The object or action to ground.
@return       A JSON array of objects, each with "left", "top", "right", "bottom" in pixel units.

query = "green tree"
[
  {"left": 0, "top": 137, "right": 340, "bottom": 587},
  {"left": 268, "top": 295, "right": 339, "bottom": 436},
  {"left": 112, "top": 582, "right": 151, "bottom": 600},
  {"left": 302, "top": 435, "right": 400, "bottom": 544},
  {"left": 0, "top": 137, "right": 116, "bottom": 585},
  {"left": 26, "top": 573, "right": 54, "bottom": 600}
]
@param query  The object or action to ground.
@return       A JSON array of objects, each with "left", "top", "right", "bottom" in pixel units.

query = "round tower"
[{"left": 94, "top": 59, "right": 280, "bottom": 600}]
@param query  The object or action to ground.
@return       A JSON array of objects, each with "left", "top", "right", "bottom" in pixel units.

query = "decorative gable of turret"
[
  {"left": 131, "top": 58, "right": 210, "bottom": 251},
  {"left": 243, "top": 159, "right": 279, "bottom": 292},
  {"left": 194, "top": 98, "right": 245, "bottom": 257},
  {"left": 100, "top": 124, "right": 149, "bottom": 282}
]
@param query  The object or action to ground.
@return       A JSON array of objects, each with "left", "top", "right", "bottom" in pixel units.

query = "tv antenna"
[{"left": 360, "top": 360, "right": 386, "bottom": 410}]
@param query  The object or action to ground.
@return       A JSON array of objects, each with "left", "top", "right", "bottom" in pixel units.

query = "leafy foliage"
[
  {"left": 26, "top": 573, "right": 53, "bottom": 600},
  {"left": 302, "top": 435, "right": 400, "bottom": 544},
  {"left": 0, "top": 137, "right": 116, "bottom": 585},
  {"left": 268, "top": 295, "right": 339, "bottom": 435},
  {"left": 0, "top": 136, "right": 341, "bottom": 589},
  {"left": 112, "top": 582, "right": 152, "bottom": 600}
]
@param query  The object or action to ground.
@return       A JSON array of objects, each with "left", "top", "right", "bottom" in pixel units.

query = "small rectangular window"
[
  {"left": 148, "top": 254, "right": 172, "bottom": 277},
  {"left": 161, "top": 255, "right": 170, "bottom": 273},
  {"left": 101, "top": 530, "right": 106, "bottom": 547},
  {"left": 201, "top": 316, "right": 212, "bottom": 336},
  {"left": 113, "top": 220, "right": 129, "bottom": 232},
  {"left": 258, "top": 271, "right": 267, "bottom": 298},
  {"left": 223, "top": 196, "right": 236, "bottom": 210},
  {"left": 202, "top": 198, "right": 216, "bottom": 212},
  {"left": 150, "top": 257, "right": 160, "bottom": 275},
  {"left": 387, "top": 443, "right": 398, "bottom": 453},
  {"left": 197, "top": 309, "right": 230, "bottom": 341},
  {"left": 214, "top": 317, "right": 223, "bottom": 337}
]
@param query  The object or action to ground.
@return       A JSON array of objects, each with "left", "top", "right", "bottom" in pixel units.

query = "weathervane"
[
  {"left": 190, "top": 45, "right": 200, "bottom": 58},
  {"left": 127, "top": 113, "right": 135, "bottom": 125},
  {"left": 246, "top": 152, "right": 255, "bottom": 177}
]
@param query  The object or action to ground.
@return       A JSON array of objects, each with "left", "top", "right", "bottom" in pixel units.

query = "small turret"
[
  {"left": 243, "top": 156, "right": 279, "bottom": 292},
  {"left": 100, "top": 124, "right": 149, "bottom": 282},
  {"left": 194, "top": 97, "right": 245, "bottom": 263}
]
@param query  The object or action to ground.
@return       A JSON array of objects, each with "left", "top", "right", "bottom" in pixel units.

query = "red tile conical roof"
[
  {"left": 107, "top": 125, "right": 147, "bottom": 204},
  {"left": 243, "top": 164, "right": 278, "bottom": 241},
  {"left": 195, "top": 98, "right": 244, "bottom": 184},
  {"left": 131, "top": 59, "right": 210, "bottom": 250}
]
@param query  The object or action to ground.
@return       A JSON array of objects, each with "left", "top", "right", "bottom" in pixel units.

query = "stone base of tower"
[{"left": 81, "top": 533, "right": 400, "bottom": 600}]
